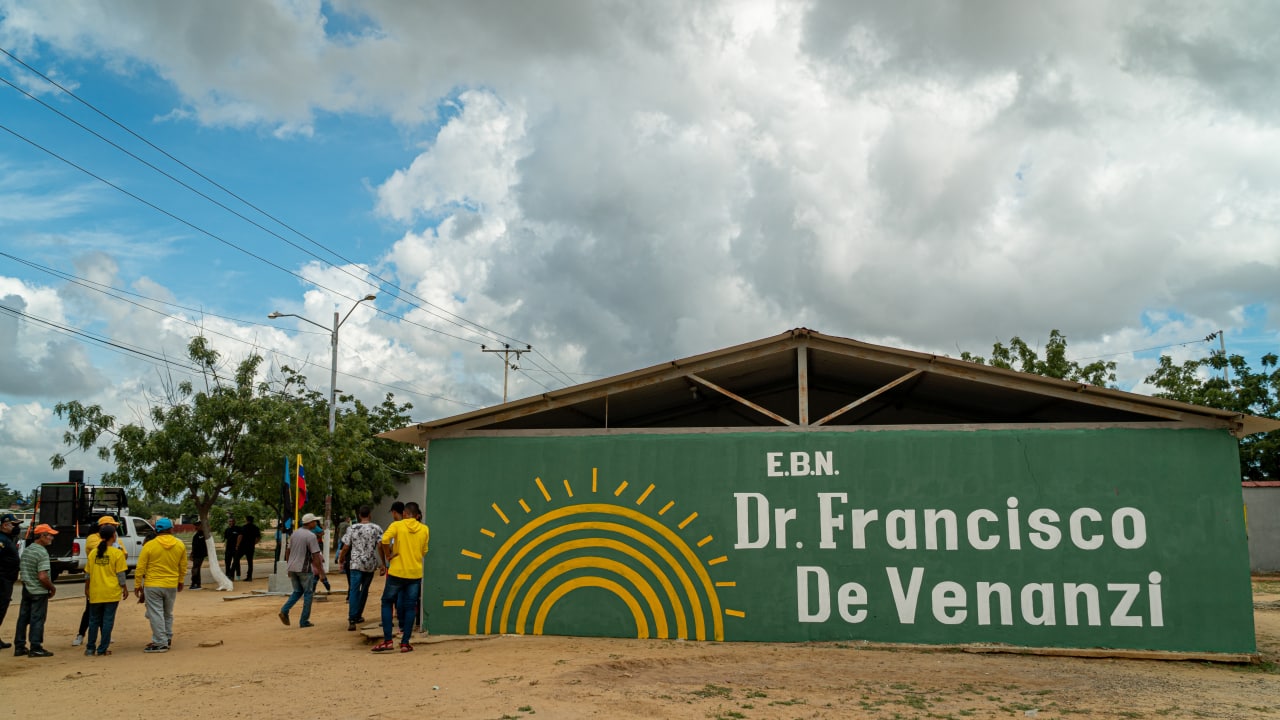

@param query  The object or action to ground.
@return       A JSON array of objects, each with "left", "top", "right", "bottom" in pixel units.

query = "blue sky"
[{"left": 2, "top": 1, "right": 1278, "bottom": 494}]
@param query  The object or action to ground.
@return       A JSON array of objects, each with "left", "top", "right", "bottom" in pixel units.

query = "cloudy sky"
[{"left": 1, "top": 1, "right": 1277, "bottom": 494}]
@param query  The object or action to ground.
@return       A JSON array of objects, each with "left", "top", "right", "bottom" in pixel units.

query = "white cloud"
[{"left": 2, "top": 0, "right": 1279, "bottom": 491}]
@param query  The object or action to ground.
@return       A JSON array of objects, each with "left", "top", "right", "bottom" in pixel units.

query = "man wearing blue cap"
[{"left": 134, "top": 517, "right": 186, "bottom": 653}]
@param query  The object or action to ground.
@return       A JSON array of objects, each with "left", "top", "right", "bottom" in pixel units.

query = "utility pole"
[
  {"left": 1206, "top": 330, "right": 1229, "bottom": 383},
  {"left": 482, "top": 343, "right": 532, "bottom": 403}
]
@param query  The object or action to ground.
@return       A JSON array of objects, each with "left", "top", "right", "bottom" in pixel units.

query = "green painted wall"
[{"left": 422, "top": 428, "right": 1253, "bottom": 653}]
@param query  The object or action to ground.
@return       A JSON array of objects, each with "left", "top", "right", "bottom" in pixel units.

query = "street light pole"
[{"left": 269, "top": 293, "right": 376, "bottom": 571}]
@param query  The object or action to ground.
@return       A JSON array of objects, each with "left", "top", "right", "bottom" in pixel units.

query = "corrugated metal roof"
[{"left": 382, "top": 328, "right": 1280, "bottom": 444}]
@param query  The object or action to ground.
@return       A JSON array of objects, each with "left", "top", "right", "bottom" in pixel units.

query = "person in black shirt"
[
  {"left": 237, "top": 517, "right": 261, "bottom": 581},
  {"left": 0, "top": 513, "right": 21, "bottom": 649},
  {"left": 189, "top": 523, "right": 208, "bottom": 589},
  {"left": 222, "top": 517, "right": 241, "bottom": 580}
]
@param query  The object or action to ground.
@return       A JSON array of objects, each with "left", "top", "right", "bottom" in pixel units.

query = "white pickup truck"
[{"left": 66, "top": 514, "right": 157, "bottom": 577}]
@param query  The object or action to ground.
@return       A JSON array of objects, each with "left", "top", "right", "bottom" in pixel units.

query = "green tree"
[
  {"left": 49, "top": 336, "right": 424, "bottom": 580},
  {"left": 0, "top": 481, "right": 24, "bottom": 507},
  {"left": 51, "top": 336, "right": 295, "bottom": 590},
  {"left": 961, "top": 329, "right": 1118, "bottom": 387},
  {"left": 243, "top": 364, "right": 421, "bottom": 536},
  {"left": 1146, "top": 351, "right": 1280, "bottom": 480}
]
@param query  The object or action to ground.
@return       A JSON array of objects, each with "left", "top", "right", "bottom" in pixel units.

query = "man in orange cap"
[{"left": 14, "top": 523, "right": 58, "bottom": 657}]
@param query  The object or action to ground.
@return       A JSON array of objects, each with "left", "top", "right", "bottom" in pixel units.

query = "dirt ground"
[{"left": 3, "top": 574, "right": 1279, "bottom": 719}]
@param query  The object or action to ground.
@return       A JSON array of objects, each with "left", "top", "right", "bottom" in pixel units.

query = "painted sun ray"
[
  {"left": 458, "top": 574, "right": 473, "bottom": 581},
  {"left": 707, "top": 555, "right": 727, "bottom": 565},
  {"left": 535, "top": 477, "right": 551, "bottom": 502},
  {"left": 462, "top": 549, "right": 483, "bottom": 560},
  {"left": 725, "top": 609, "right": 745, "bottom": 618},
  {"left": 444, "top": 600, "right": 467, "bottom": 607},
  {"left": 563, "top": 479, "right": 573, "bottom": 497},
  {"left": 492, "top": 503, "right": 510, "bottom": 525},
  {"left": 696, "top": 535, "right": 713, "bottom": 547},
  {"left": 715, "top": 581, "right": 735, "bottom": 588},
  {"left": 614, "top": 480, "right": 629, "bottom": 496},
  {"left": 678, "top": 512, "right": 698, "bottom": 529},
  {"left": 636, "top": 483, "right": 655, "bottom": 505},
  {"left": 519, "top": 498, "right": 531, "bottom": 513},
  {"left": 592, "top": 467, "right": 598, "bottom": 493},
  {"left": 659, "top": 501, "right": 674, "bottom": 516}
]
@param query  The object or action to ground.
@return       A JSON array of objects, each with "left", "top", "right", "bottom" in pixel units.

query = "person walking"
[
  {"left": 134, "top": 517, "right": 186, "bottom": 653},
  {"left": 0, "top": 513, "right": 22, "bottom": 650},
  {"left": 278, "top": 513, "right": 326, "bottom": 628},
  {"left": 372, "top": 501, "right": 429, "bottom": 653},
  {"left": 338, "top": 505, "right": 383, "bottom": 631},
  {"left": 84, "top": 524, "right": 129, "bottom": 656},
  {"left": 13, "top": 523, "right": 58, "bottom": 657},
  {"left": 189, "top": 523, "right": 208, "bottom": 589},
  {"left": 237, "top": 517, "right": 262, "bottom": 581}
]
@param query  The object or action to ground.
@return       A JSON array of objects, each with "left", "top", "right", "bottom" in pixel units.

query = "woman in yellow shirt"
[{"left": 83, "top": 524, "right": 128, "bottom": 656}]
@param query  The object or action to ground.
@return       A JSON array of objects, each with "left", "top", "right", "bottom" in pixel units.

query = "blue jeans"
[
  {"left": 348, "top": 569, "right": 375, "bottom": 622},
  {"left": 15, "top": 588, "right": 49, "bottom": 650},
  {"left": 280, "top": 571, "right": 316, "bottom": 624},
  {"left": 87, "top": 601, "right": 119, "bottom": 654},
  {"left": 380, "top": 575, "right": 420, "bottom": 644}
]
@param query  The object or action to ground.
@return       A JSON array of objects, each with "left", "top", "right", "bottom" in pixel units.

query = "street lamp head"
[
  {"left": 267, "top": 311, "right": 283, "bottom": 319},
  {"left": 362, "top": 294, "right": 377, "bottom": 302}
]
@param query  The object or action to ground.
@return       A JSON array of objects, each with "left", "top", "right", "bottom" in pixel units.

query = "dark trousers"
[
  {"left": 15, "top": 588, "right": 49, "bottom": 650},
  {"left": 190, "top": 555, "right": 206, "bottom": 587},
  {"left": 0, "top": 576, "right": 13, "bottom": 630},
  {"left": 238, "top": 550, "right": 255, "bottom": 579},
  {"left": 226, "top": 553, "right": 241, "bottom": 579},
  {"left": 78, "top": 598, "right": 90, "bottom": 635}
]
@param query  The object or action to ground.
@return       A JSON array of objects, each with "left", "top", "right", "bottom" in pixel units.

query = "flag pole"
[{"left": 295, "top": 453, "right": 302, "bottom": 527}]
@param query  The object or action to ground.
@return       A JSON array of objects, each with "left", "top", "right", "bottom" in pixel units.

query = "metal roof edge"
[{"left": 385, "top": 328, "right": 1279, "bottom": 440}]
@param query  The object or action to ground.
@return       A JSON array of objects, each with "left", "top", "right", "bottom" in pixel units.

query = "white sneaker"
[{"left": 73, "top": 635, "right": 84, "bottom": 646}]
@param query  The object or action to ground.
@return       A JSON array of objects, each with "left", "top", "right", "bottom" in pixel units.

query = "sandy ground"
[{"left": 2, "top": 573, "right": 1279, "bottom": 719}]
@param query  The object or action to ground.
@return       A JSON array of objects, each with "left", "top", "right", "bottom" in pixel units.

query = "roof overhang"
[{"left": 381, "top": 328, "right": 1280, "bottom": 445}]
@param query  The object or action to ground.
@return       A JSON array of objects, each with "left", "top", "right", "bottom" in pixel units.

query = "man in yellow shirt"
[
  {"left": 134, "top": 518, "right": 186, "bottom": 653},
  {"left": 83, "top": 523, "right": 128, "bottom": 655},
  {"left": 371, "top": 501, "right": 428, "bottom": 653}
]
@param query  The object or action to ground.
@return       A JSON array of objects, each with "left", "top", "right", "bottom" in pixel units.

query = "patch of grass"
[
  {"left": 767, "top": 698, "right": 806, "bottom": 706},
  {"left": 1116, "top": 712, "right": 1144, "bottom": 718},
  {"left": 999, "top": 702, "right": 1040, "bottom": 713},
  {"left": 745, "top": 690, "right": 768, "bottom": 698},
  {"left": 691, "top": 684, "right": 733, "bottom": 699},
  {"left": 517, "top": 706, "right": 533, "bottom": 713},
  {"left": 1235, "top": 659, "right": 1280, "bottom": 674},
  {"left": 715, "top": 712, "right": 746, "bottom": 720}
]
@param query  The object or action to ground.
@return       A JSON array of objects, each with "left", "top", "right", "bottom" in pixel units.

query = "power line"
[
  {"left": 0, "top": 250, "right": 327, "bottom": 335},
  {"left": 1070, "top": 335, "right": 1216, "bottom": 362},
  {"left": 1, "top": 296, "right": 479, "bottom": 411},
  {"left": 1, "top": 45, "right": 532, "bottom": 349},
  {"left": 0, "top": 121, "right": 483, "bottom": 347}
]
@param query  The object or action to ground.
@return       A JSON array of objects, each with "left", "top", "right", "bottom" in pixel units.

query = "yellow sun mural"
[{"left": 441, "top": 468, "right": 742, "bottom": 640}]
